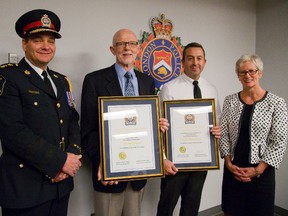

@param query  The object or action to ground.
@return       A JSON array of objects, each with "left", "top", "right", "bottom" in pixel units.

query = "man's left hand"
[
  {"left": 159, "top": 118, "right": 169, "bottom": 133},
  {"left": 211, "top": 125, "right": 221, "bottom": 139}
]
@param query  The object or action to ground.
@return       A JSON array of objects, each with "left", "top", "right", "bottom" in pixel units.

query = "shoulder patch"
[
  {"left": 0, "top": 75, "right": 6, "bottom": 96},
  {"left": 0, "top": 63, "right": 18, "bottom": 69}
]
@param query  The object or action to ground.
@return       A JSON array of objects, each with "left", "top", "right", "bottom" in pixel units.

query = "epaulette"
[
  {"left": 51, "top": 71, "right": 65, "bottom": 78},
  {"left": 0, "top": 63, "right": 19, "bottom": 69},
  {"left": 51, "top": 71, "right": 73, "bottom": 92}
]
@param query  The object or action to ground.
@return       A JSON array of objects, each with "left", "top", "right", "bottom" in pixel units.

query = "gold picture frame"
[
  {"left": 99, "top": 95, "right": 164, "bottom": 181},
  {"left": 163, "top": 98, "right": 220, "bottom": 171}
]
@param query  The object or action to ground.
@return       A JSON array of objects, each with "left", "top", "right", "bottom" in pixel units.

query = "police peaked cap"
[{"left": 15, "top": 9, "right": 61, "bottom": 39}]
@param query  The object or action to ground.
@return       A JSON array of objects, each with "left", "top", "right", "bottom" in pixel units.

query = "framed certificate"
[
  {"left": 99, "top": 95, "right": 164, "bottom": 181},
  {"left": 163, "top": 99, "right": 219, "bottom": 171}
]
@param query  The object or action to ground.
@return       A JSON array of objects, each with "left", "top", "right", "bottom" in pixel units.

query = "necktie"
[
  {"left": 193, "top": 80, "right": 202, "bottom": 99},
  {"left": 124, "top": 72, "right": 135, "bottom": 96},
  {"left": 42, "top": 71, "right": 55, "bottom": 96}
]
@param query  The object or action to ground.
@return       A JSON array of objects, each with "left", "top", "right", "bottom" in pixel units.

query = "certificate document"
[
  {"left": 99, "top": 95, "right": 164, "bottom": 181},
  {"left": 170, "top": 106, "right": 212, "bottom": 164},
  {"left": 105, "top": 104, "right": 156, "bottom": 173},
  {"left": 163, "top": 99, "right": 219, "bottom": 171}
]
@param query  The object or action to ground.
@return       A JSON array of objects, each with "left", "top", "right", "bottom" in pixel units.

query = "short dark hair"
[{"left": 182, "top": 42, "right": 206, "bottom": 60}]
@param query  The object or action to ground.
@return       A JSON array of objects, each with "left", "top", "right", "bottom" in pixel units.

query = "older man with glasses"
[{"left": 80, "top": 28, "right": 168, "bottom": 216}]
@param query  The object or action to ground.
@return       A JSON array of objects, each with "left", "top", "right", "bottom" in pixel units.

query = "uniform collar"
[{"left": 24, "top": 57, "right": 48, "bottom": 78}]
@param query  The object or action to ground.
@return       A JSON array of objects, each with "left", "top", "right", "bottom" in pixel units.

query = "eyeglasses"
[
  {"left": 238, "top": 69, "right": 259, "bottom": 76},
  {"left": 115, "top": 41, "right": 139, "bottom": 48}
]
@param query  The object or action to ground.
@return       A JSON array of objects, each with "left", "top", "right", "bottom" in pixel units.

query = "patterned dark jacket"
[{"left": 220, "top": 91, "right": 288, "bottom": 169}]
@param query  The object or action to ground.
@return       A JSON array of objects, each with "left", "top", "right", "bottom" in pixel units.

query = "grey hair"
[{"left": 235, "top": 54, "right": 263, "bottom": 73}]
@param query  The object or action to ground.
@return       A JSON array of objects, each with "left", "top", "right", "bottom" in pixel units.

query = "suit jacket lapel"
[
  {"left": 105, "top": 65, "right": 123, "bottom": 96},
  {"left": 48, "top": 69, "right": 64, "bottom": 99},
  {"left": 135, "top": 70, "right": 146, "bottom": 95}
]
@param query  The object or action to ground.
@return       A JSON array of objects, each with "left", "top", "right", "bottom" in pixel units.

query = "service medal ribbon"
[{"left": 66, "top": 91, "right": 76, "bottom": 108}]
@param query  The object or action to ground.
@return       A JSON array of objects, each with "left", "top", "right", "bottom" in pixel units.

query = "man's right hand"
[
  {"left": 62, "top": 153, "right": 82, "bottom": 177},
  {"left": 164, "top": 159, "right": 178, "bottom": 175},
  {"left": 51, "top": 171, "right": 69, "bottom": 183},
  {"left": 97, "top": 164, "right": 118, "bottom": 186}
]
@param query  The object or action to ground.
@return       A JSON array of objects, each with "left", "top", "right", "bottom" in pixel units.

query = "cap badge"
[{"left": 41, "top": 14, "right": 51, "bottom": 28}]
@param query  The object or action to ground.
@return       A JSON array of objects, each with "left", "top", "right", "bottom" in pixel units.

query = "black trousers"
[
  {"left": 2, "top": 194, "right": 70, "bottom": 216},
  {"left": 157, "top": 171, "right": 207, "bottom": 216}
]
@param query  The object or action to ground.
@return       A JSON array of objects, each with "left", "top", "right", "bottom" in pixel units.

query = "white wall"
[
  {"left": 256, "top": 0, "right": 288, "bottom": 210},
  {"left": 3, "top": 0, "right": 286, "bottom": 216}
]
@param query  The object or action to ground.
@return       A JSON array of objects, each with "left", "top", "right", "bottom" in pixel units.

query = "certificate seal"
[
  {"left": 179, "top": 146, "right": 186, "bottom": 153},
  {"left": 119, "top": 152, "right": 127, "bottom": 160}
]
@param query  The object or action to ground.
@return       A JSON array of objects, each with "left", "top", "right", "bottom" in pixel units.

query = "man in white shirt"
[{"left": 156, "top": 42, "right": 221, "bottom": 216}]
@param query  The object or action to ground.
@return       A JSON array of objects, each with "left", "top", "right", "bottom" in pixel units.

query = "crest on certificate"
[
  {"left": 185, "top": 114, "right": 195, "bottom": 124},
  {"left": 135, "top": 14, "right": 184, "bottom": 94},
  {"left": 124, "top": 116, "right": 137, "bottom": 126}
]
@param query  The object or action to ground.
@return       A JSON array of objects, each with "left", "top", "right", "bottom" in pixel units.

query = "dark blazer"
[
  {"left": 81, "top": 64, "right": 155, "bottom": 193},
  {"left": 0, "top": 58, "right": 81, "bottom": 208}
]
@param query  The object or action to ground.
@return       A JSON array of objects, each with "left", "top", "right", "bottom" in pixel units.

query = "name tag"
[{"left": 28, "top": 90, "right": 40, "bottom": 94}]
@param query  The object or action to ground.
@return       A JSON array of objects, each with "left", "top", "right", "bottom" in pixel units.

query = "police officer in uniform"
[{"left": 0, "top": 9, "right": 82, "bottom": 216}]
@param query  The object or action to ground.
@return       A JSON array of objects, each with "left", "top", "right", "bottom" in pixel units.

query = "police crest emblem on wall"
[{"left": 135, "top": 14, "right": 184, "bottom": 94}]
